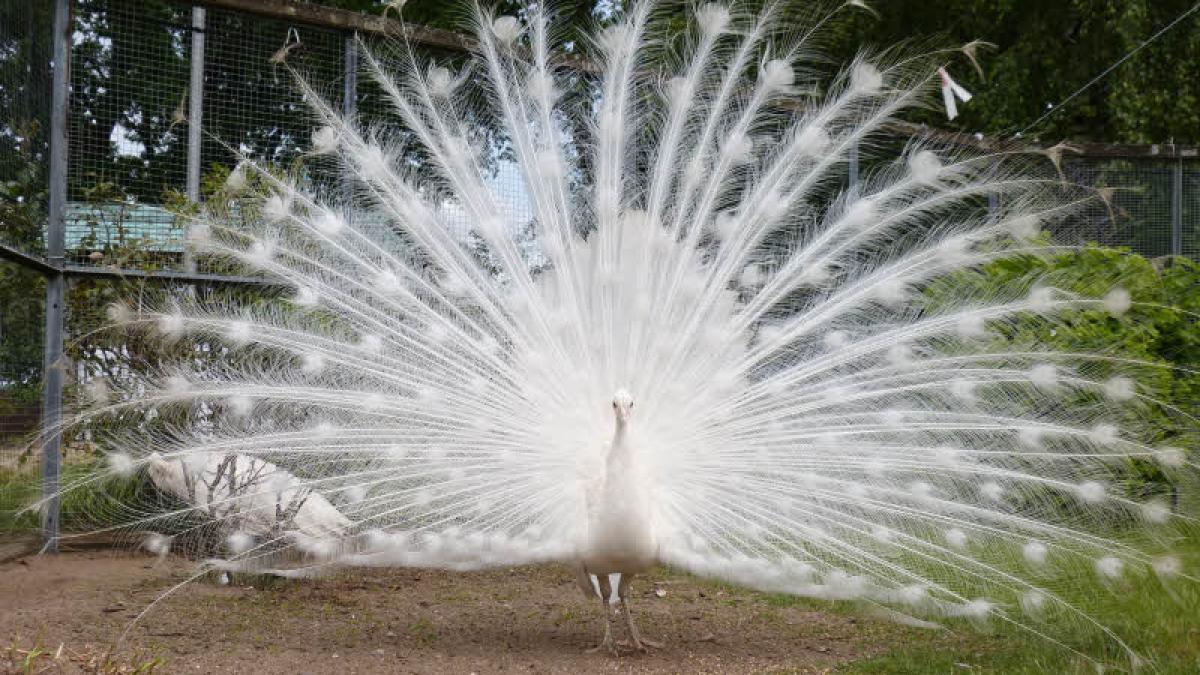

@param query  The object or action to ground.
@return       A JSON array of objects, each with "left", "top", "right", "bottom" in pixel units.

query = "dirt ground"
[{"left": 0, "top": 548, "right": 919, "bottom": 674}]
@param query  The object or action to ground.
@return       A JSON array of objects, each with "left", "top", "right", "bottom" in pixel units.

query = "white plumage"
[
  {"left": 581, "top": 390, "right": 657, "bottom": 578},
  {"left": 144, "top": 452, "right": 350, "bottom": 542},
  {"left": 576, "top": 389, "right": 659, "bottom": 653},
  {"left": 55, "top": 1, "right": 1195, "bottom": 664}
]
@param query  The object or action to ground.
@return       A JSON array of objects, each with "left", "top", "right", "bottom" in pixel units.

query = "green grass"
[
  {"left": 836, "top": 535, "right": 1200, "bottom": 673},
  {"left": 1, "top": 460, "right": 151, "bottom": 533},
  {"left": 758, "top": 582, "right": 1200, "bottom": 674},
  {"left": 840, "top": 643, "right": 1068, "bottom": 674},
  {"left": 678, "top": 530, "right": 1200, "bottom": 673},
  {"left": 408, "top": 617, "right": 439, "bottom": 645},
  {"left": 0, "top": 465, "right": 40, "bottom": 532},
  {"left": 3, "top": 639, "right": 164, "bottom": 674}
]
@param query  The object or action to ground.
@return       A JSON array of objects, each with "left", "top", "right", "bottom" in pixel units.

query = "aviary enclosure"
[{"left": 1, "top": 0, "right": 1199, "bottom": 672}]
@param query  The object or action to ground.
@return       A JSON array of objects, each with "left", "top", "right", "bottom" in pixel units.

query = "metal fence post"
[
  {"left": 184, "top": 5, "right": 206, "bottom": 274},
  {"left": 1171, "top": 155, "right": 1183, "bottom": 257},
  {"left": 343, "top": 33, "right": 357, "bottom": 212},
  {"left": 343, "top": 33, "right": 357, "bottom": 123},
  {"left": 41, "top": 0, "right": 72, "bottom": 553}
]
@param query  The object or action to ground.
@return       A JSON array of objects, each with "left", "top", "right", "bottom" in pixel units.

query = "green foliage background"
[
  {"left": 825, "top": 0, "right": 1200, "bottom": 143},
  {"left": 924, "top": 246, "right": 1199, "bottom": 499},
  {"left": 322, "top": 0, "right": 1200, "bottom": 144}
]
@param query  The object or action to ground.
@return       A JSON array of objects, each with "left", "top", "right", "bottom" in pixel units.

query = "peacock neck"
[{"left": 608, "top": 420, "right": 632, "bottom": 467}]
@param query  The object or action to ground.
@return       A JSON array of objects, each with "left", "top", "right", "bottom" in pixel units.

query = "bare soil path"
[{"left": 0, "top": 549, "right": 933, "bottom": 674}]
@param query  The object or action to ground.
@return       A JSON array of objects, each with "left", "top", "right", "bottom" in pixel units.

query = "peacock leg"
[
  {"left": 585, "top": 574, "right": 618, "bottom": 656},
  {"left": 617, "top": 573, "right": 663, "bottom": 651}
]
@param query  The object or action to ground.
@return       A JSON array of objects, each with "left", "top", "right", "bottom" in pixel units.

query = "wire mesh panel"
[
  {"left": 194, "top": 7, "right": 347, "bottom": 274},
  {"left": 40, "top": 0, "right": 1200, "bottom": 278},
  {"left": 1056, "top": 158, "right": 1178, "bottom": 258},
  {"left": 63, "top": 276, "right": 173, "bottom": 466},
  {"left": 0, "top": 2, "right": 55, "bottom": 259},
  {"left": 68, "top": 0, "right": 194, "bottom": 270},
  {"left": 0, "top": 262, "right": 45, "bottom": 474},
  {"left": 1184, "top": 162, "right": 1200, "bottom": 260},
  {"left": 0, "top": 3, "right": 52, "bottom": 527},
  {"left": 59, "top": 276, "right": 282, "bottom": 467},
  {"left": 353, "top": 36, "right": 538, "bottom": 246},
  {"left": 201, "top": 7, "right": 345, "bottom": 171}
]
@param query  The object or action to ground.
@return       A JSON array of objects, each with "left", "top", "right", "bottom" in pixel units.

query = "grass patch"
[
  {"left": 408, "top": 618, "right": 438, "bottom": 645},
  {"left": 834, "top": 535, "right": 1200, "bottom": 673},
  {"left": 673, "top": 530, "right": 1200, "bottom": 673},
  {"left": 1, "top": 460, "right": 152, "bottom": 534},
  {"left": 765, "top": 592, "right": 803, "bottom": 608},
  {"left": 0, "top": 465, "right": 42, "bottom": 532},
  {"left": 839, "top": 640, "right": 1060, "bottom": 674},
  {"left": 3, "top": 639, "right": 165, "bottom": 674}
]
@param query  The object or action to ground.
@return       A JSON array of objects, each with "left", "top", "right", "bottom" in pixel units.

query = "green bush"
[
  {"left": 0, "top": 461, "right": 152, "bottom": 533},
  {"left": 925, "top": 246, "right": 1199, "bottom": 502}
]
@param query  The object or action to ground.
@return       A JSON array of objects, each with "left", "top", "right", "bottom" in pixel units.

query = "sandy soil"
[{"left": 0, "top": 548, "right": 917, "bottom": 674}]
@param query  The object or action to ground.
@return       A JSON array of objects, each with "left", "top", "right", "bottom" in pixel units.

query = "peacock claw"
[
  {"left": 586, "top": 639, "right": 620, "bottom": 656},
  {"left": 617, "top": 637, "right": 663, "bottom": 652}
]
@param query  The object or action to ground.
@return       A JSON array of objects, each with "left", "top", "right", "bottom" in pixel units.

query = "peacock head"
[{"left": 612, "top": 388, "right": 634, "bottom": 425}]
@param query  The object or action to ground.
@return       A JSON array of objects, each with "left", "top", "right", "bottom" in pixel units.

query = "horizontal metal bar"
[
  {"left": 195, "top": 0, "right": 599, "bottom": 73},
  {"left": 0, "top": 243, "right": 57, "bottom": 275},
  {"left": 62, "top": 265, "right": 281, "bottom": 287},
  {"left": 2, "top": 243, "right": 280, "bottom": 286},
  {"left": 197, "top": 0, "right": 472, "bottom": 51}
]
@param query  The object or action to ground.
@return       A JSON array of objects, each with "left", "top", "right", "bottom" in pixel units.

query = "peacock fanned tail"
[{"left": 48, "top": 1, "right": 1197, "bottom": 665}]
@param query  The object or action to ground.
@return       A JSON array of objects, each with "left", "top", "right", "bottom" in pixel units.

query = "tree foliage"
[
  {"left": 825, "top": 0, "right": 1200, "bottom": 143},
  {"left": 325, "top": 0, "right": 1200, "bottom": 143},
  {"left": 925, "top": 246, "right": 1200, "bottom": 495}
]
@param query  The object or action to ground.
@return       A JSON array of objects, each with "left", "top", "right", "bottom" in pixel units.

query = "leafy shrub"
[
  {"left": 926, "top": 246, "right": 1199, "bottom": 504},
  {"left": 1, "top": 460, "right": 152, "bottom": 533}
]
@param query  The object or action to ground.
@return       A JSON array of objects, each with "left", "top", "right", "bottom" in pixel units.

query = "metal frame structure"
[
  {"left": 6, "top": 0, "right": 1199, "bottom": 550},
  {"left": 25, "top": 0, "right": 313, "bottom": 550},
  {"left": 1173, "top": 155, "right": 1185, "bottom": 256},
  {"left": 886, "top": 120, "right": 1195, "bottom": 258},
  {"left": 38, "top": 0, "right": 72, "bottom": 552},
  {"left": 11, "top": 0, "right": 397, "bottom": 550}
]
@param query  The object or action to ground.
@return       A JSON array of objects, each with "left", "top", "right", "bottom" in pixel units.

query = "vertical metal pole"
[
  {"left": 42, "top": 0, "right": 72, "bottom": 553},
  {"left": 342, "top": 33, "right": 357, "bottom": 214},
  {"left": 1171, "top": 155, "right": 1183, "bottom": 257},
  {"left": 343, "top": 33, "right": 357, "bottom": 123},
  {"left": 184, "top": 6, "right": 206, "bottom": 275}
]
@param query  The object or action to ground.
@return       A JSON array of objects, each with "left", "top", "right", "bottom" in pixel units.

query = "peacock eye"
[{"left": 612, "top": 401, "right": 617, "bottom": 409}]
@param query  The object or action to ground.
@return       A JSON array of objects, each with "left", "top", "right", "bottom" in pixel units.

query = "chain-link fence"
[
  {"left": 1, "top": 0, "right": 1199, "bottom": 505},
  {"left": 0, "top": 262, "right": 44, "bottom": 472},
  {"left": 1057, "top": 156, "right": 1199, "bottom": 259},
  {"left": 0, "top": 3, "right": 53, "bottom": 260},
  {"left": 1, "top": 2, "right": 53, "bottom": 477}
]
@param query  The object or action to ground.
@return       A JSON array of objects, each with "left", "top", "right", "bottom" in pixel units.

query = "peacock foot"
[
  {"left": 586, "top": 636, "right": 620, "bottom": 656},
  {"left": 617, "top": 637, "right": 664, "bottom": 652}
]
